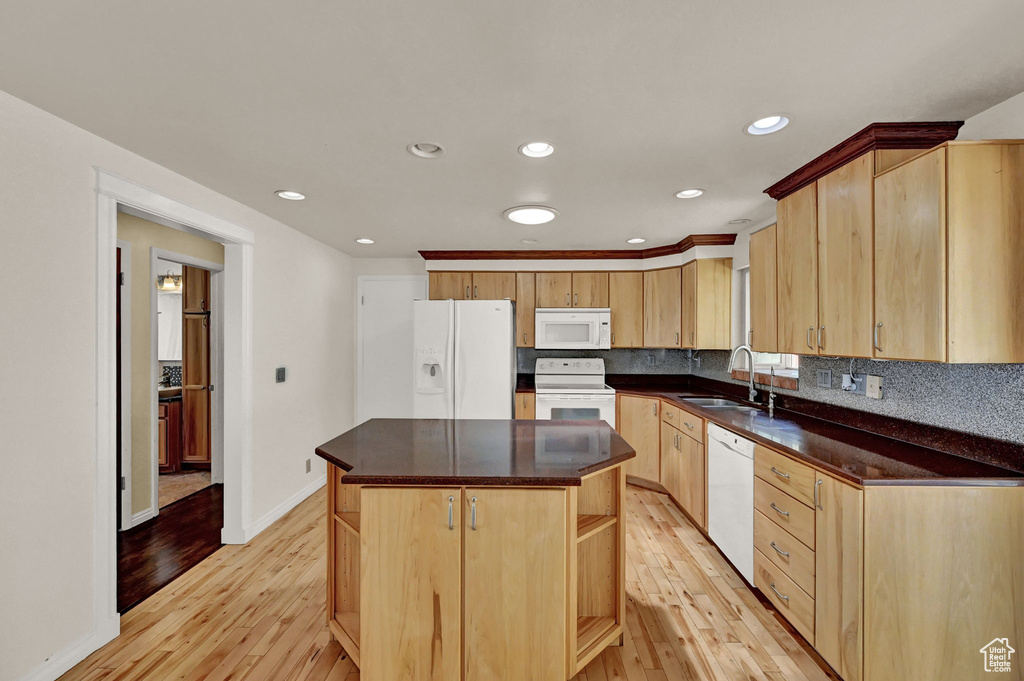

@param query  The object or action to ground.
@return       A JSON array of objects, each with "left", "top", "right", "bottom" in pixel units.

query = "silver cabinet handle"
[
  {"left": 565, "top": 293, "right": 570, "bottom": 306},
  {"left": 684, "top": 422, "right": 694, "bottom": 431},
  {"left": 465, "top": 285, "right": 470, "bottom": 298},
  {"left": 474, "top": 285, "right": 478, "bottom": 298},
  {"left": 770, "top": 466, "right": 790, "bottom": 479},
  {"left": 814, "top": 479, "right": 823, "bottom": 510},
  {"left": 652, "top": 403, "right": 658, "bottom": 416},
  {"left": 769, "top": 502, "right": 790, "bottom": 517},
  {"left": 749, "top": 329, "right": 753, "bottom": 346},
  {"left": 574, "top": 293, "right": 578, "bottom": 306},
  {"left": 874, "top": 322, "right": 883, "bottom": 352},
  {"left": 675, "top": 332, "right": 680, "bottom": 345},
  {"left": 818, "top": 325, "right": 824, "bottom": 350},
  {"left": 201, "top": 298, "right": 206, "bottom": 311},
  {"left": 770, "top": 541, "right": 790, "bottom": 558},
  {"left": 769, "top": 582, "right": 790, "bottom": 602},
  {"left": 611, "top": 332, "right": 615, "bottom": 345},
  {"left": 806, "top": 326, "right": 814, "bottom": 350},
  {"left": 448, "top": 496, "right": 454, "bottom": 530},
  {"left": 470, "top": 496, "right": 477, "bottom": 530},
  {"left": 523, "top": 332, "right": 528, "bottom": 343},
  {"left": 691, "top": 331, "right": 695, "bottom": 346}
]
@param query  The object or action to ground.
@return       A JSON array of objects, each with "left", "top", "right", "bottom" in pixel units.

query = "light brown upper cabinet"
[
  {"left": 471, "top": 272, "right": 515, "bottom": 300},
  {"left": 429, "top": 272, "right": 472, "bottom": 300},
  {"left": 817, "top": 153, "right": 874, "bottom": 358},
  {"left": 776, "top": 183, "right": 819, "bottom": 355},
  {"left": 681, "top": 258, "right": 733, "bottom": 350},
  {"left": 536, "top": 272, "right": 573, "bottom": 308},
  {"left": 608, "top": 272, "right": 643, "bottom": 347},
  {"left": 515, "top": 273, "right": 535, "bottom": 347},
  {"left": 874, "top": 141, "right": 1024, "bottom": 363},
  {"left": 748, "top": 225, "right": 778, "bottom": 352},
  {"left": 643, "top": 267, "right": 682, "bottom": 348}
]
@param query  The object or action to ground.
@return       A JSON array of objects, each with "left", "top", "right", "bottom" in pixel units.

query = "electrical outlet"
[
  {"left": 305, "top": 458, "right": 311, "bottom": 473},
  {"left": 866, "top": 375, "right": 884, "bottom": 399},
  {"left": 842, "top": 373, "right": 867, "bottom": 395},
  {"left": 276, "top": 367, "right": 286, "bottom": 383},
  {"left": 816, "top": 369, "right": 832, "bottom": 388},
  {"left": 647, "top": 353, "right": 655, "bottom": 366}
]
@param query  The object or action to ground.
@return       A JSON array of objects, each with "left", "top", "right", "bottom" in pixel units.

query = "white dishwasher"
[{"left": 707, "top": 423, "right": 755, "bottom": 583}]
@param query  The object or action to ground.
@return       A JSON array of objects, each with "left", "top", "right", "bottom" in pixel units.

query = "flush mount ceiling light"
[
  {"left": 626, "top": 238, "right": 646, "bottom": 244},
  {"left": 504, "top": 205, "right": 558, "bottom": 225},
  {"left": 728, "top": 218, "right": 752, "bottom": 225},
  {"left": 675, "top": 188, "right": 704, "bottom": 199},
  {"left": 275, "top": 190, "right": 305, "bottom": 200},
  {"left": 407, "top": 142, "right": 446, "bottom": 158},
  {"left": 355, "top": 238, "right": 375, "bottom": 244},
  {"left": 518, "top": 142, "right": 554, "bottom": 158},
  {"left": 521, "top": 238, "right": 538, "bottom": 244},
  {"left": 745, "top": 115, "right": 790, "bottom": 136}
]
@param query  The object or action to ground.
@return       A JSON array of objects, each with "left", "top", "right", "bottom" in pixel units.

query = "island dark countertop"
[{"left": 315, "top": 418, "right": 635, "bottom": 486}]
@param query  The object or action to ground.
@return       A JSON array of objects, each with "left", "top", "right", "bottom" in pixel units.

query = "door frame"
[
  {"left": 116, "top": 240, "right": 133, "bottom": 531},
  {"left": 148, "top": 249, "right": 225, "bottom": 518},
  {"left": 96, "top": 169, "right": 255, "bottom": 648},
  {"left": 355, "top": 275, "right": 428, "bottom": 424}
]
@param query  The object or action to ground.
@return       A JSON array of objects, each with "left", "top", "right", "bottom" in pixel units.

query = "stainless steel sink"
[{"left": 681, "top": 397, "right": 743, "bottom": 407}]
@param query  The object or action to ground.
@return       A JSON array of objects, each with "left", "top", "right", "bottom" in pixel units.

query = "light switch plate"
[
  {"left": 276, "top": 367, "right": 286, "bottom": 383},
  {"left": 816, "top": 369, "right": 832, "bottom": 388},
  {"left": 866, "top": 375, "right": 883, "bottom": 399}
]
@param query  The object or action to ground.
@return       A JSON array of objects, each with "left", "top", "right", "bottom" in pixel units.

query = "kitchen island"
[{"left": 315, "top": 418, "right": 635, "bottom": 681}]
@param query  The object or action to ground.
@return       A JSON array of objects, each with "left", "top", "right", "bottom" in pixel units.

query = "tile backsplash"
[
  {"left": 160, "top": 363, "right": 182, "bottom": 386},
  {"left": 517, "top": 348, "right": 692, "bottom": 375}
]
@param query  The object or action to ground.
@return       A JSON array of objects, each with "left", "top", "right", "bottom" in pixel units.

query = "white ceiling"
[{"left": 2, "top": 1, "right": 1023, "bottom": 257}]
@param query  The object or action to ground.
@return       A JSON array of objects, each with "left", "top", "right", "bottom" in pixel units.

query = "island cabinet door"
[
  {"left": 360, "top": 488, "right": 463, "bottom": 681},
  {"left": 463, "top": 487, "right": 568, "bottom": 681}
]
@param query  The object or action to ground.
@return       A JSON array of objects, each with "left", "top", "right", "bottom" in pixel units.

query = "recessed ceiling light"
[
  {"left": 728, "top": 218, "right": 752, "bottom": 225},
  {"left": 355, "top": 238, "right": 374, "bottom": 244},
  {"left": 675, "top": 188, "right": 704, "bottom": 199},
  {"left": 275, "top": 190, "right": 305, "bottom": 200},
  {"left": 521, "top": 238, "right": 538, "bottom": 245},
  {"left": 745, "top": 115, "right": 790, "bottom": 136},
  {"left": 519, "top": 142, "right": 554, "bottom": 158},
  {"left": 504, "top": 206, "right": 558, "bottom": 225},
  {"left": 407, "top": 142, "right": 446, "bottom": 158},
  {"left": 626, "top": 238, "right": 646, "bottom": 244}
]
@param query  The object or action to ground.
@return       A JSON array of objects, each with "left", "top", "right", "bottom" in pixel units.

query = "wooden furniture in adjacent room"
[
  {"left": 158, "top": 398, "right": 182, "bottom": 473},
  {"left": 182, "top": 265, "right": 211, "bottom": 468}
]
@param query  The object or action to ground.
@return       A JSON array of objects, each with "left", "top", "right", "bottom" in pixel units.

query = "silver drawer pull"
[
  {"left": 770, "top": 541, "right": 790, "bottom": 558},
  {"left": 770, "top": 466, "right": 790, "bottom": 479},
  {"left": 470, "top": 496, "right": 477, "bottom": 530},
  {"left": 770, "top": 502, "right": 790, "bottom": 517},
  {"left": 769, "top": 582, "right": 790, "bottom": 602},
  {"left": 684, "top": 422, "right": 694, "bottom": 430},
  {"left": 448, "top": 496, "right": 454, "bottom": 530}
]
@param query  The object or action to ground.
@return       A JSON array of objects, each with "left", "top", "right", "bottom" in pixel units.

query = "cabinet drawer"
[
  {"left": 660, "top": 401, "right": 681, "bottom": 428},
  {"left": 755, "top": 549, "right": 815, "bottom": 644},
  {"left": 159, "top": 403, "right": 168, "bottom": 419},
  {"left": 754, "top": 510, "right": 814, "bottom": 596},
  {"left": 754, "top": 478, "right": 815, "bottom": 549},
  {"left": 660, "top": 403, "right": 704, "bottom": 442},
  {"left": 755, "top": 445, "right": 817, "bottom": 508}
]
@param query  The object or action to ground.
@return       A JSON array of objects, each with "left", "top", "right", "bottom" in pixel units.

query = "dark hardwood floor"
[{"left": 117, "top": 483, "right": 223, "bottom": 613}]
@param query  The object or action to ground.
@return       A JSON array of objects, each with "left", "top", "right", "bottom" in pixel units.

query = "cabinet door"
[
  {"left": 536, "top": 272, "right": 572, "bottom": 308},
  {"left": 471, "top": 272, "right": 515, "bottom": 300},
  {"left": 776, "top": 183, "right": 818, "bottom": 355},
  {"left": 818, "top": 154, "right": 874, "bottom": 358},
  {"left": 429, "top": 272, "right": 472, "bottom": 300},
  {"left": 680, "top": 261, "right": 697, "bottom": 349},
  {"left": 679, "top": 434, "right": 706, "bottom": 529},
  {"left": 572, "top": 272, "right": 609, "bottom": 307},
  {"left": 643, "top": 268, "right": 682, "bottom": 348},
  {"left": 874, "top": 148, "right": 947, "bottom": 361},
  {"left": 514, "top": 392, "right": 535, "bottom": 419},
  {"left": 695, "top": 258, "right": 733, "bottom": 350},
  {"left": 749, "top": 225, "right": 778, "bottom": 352},
  {"left": 158, "top": 415, "right": 168, "bottom": 467},
  {"left": 361, "top": 488, "right": 462, "bottom": 681},
  {"left": 182, "top": 315, "right": 210, "bottom": 464},
  {"left": 618, "top": 396, "right": 661, "bottom": 481},
  {"left": 660, "top": 423, "right": 683, "bottom": 502},
  {"left": 608, "top": 272, "right": 643, "bottom": 347},
  {"left": 515, "top": 273, "right": 535, "bottom": 347},
  {"left": 815, "top": 475, "right": 863, "bottom": 681},
  {"left": 464, "top": 488, "right": 567, "bottom": 681},
  {"left": 182, "top": 266, "right": 210, "bottom": 313}
]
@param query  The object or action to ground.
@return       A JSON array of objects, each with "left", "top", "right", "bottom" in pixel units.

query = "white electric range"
[{"left": 534, "top": 358, "right": 616, "bottom": 428}]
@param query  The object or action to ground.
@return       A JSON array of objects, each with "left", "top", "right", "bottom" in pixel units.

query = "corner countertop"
[
  {"left": 519, "top": 374, "right": 1024, "bottom": 487},
  {"left": 315, "top": 418, "right": 636, "bottom": 486}
]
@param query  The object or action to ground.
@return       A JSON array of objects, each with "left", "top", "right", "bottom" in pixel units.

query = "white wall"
[
  {"left": 959, "top": 88, "right": 1024, "bottom": 139},
  {"left": 0, "top": 88, "right": 354, "bottom": 681},
  {"left": 352, "top": 257, "right": 425, "bottom": 276}
]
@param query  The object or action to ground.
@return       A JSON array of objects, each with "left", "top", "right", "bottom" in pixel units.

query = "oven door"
[
  {"left": 534, "top": 309, "right": 610, "bottom": 350},
  {"left": 535, "top": 392, "right": 616, "bottom": 428}
]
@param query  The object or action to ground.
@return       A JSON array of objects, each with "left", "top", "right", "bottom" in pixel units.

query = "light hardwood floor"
[{"left": 61, "top": 486, "right": 834, "bottom": 681}]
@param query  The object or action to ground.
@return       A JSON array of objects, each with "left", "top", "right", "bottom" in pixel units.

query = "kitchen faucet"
[
  {"left": 768, "top": 366, "right": 776, "bottom": 419},
  {"left": 727, "top": 344, "right": 758, "bottom": 403}
]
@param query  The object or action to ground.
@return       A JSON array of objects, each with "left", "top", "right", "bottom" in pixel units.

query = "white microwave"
[{"left": 534, "top": 308, "right": 611, "bottom": 350}]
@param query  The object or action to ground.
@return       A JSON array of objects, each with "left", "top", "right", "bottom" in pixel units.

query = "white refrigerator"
[{"left": 413, "top": 299, "right": 516, "bottom": 419}]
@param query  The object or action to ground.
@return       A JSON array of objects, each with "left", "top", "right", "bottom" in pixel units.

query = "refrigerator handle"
[{"left": 447, "top": 300, "right": 456, "bottom": 418}]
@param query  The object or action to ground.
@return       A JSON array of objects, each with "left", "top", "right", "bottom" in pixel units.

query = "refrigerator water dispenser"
[{"left": 416, "top": 350, "right": 446, "bottom": 393}]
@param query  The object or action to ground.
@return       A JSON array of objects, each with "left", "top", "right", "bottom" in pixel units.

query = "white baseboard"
[
  {"left": 243, "top": 474, "right": 327, "bottom": 543},
  {"left": 15, "top": 616, "right": 119, "bottom": 681},
  {"left": 129, "top": 506, "right": 157, "bottom": 527}
]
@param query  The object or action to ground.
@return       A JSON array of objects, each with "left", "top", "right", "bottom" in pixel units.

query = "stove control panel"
[{"left": 535, "top": 358, "right": 606, "bottom": 375}]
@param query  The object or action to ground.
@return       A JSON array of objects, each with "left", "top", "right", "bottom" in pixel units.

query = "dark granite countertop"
[
  {"left": 518, "top": 374, "right": 1024, "bottom": 487},
  {"left": 315, "top": 418, "right": 635, "bottom": 486}
]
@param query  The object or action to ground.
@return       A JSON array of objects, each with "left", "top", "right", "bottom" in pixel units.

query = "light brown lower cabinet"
[
  {"left": 617, "top": 395, "right": 660, "bottom": 481},
  {"left": 327, "top": 464, "right": 628, "bottom": 681},
  {"left": 660, "top": 419, "right": 705, "bottom": 529},
  {"left": 514, "top": 391, "right": 535, "bottom": 419}
]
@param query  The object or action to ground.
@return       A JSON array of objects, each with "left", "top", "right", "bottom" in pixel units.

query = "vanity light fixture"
[
  {"left": 504, "top": 206, "right": 558, "bottom": 225},
  {"left": 626, "top": 238, "right": 646, "bottom": 244},
  {"left": 355, "top": 238, "right": 375, "bottom": 244},
  {"left": 407, "top": 142, "right": 446, "bottom": 159},
  {"left": 518, "top": 142, "right": 555, "bottom": 158},
  {"left": 745, "top": 115, "right": 790, "bottom": 135},
  {"left": 275, "top": 190, "right": 306, "bottom": 200},
  {"left": 156, "top": 272, "right": 182, "bottom": 292},
  {"left": 675, "top": 188, "right": 704, "bottom": 199}
]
